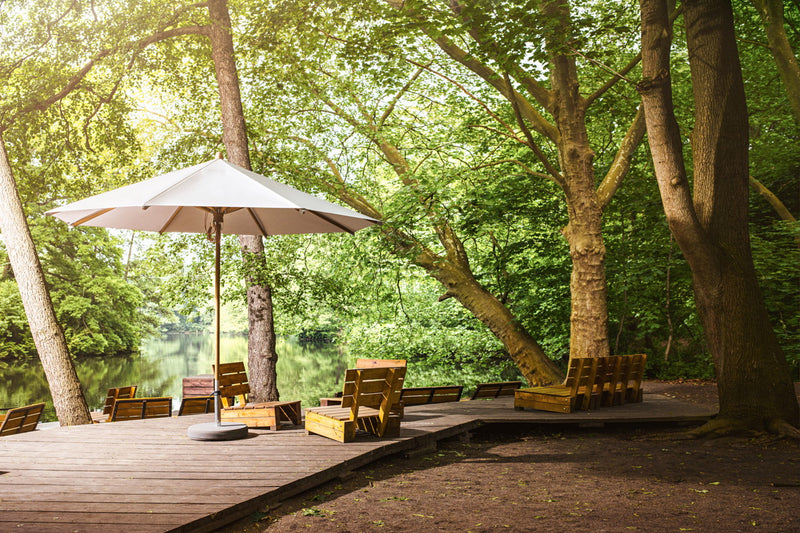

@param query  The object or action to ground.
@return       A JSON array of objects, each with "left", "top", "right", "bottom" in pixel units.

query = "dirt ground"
[{"left": 218, "top": 381, "right": 800, "bottom": 532}]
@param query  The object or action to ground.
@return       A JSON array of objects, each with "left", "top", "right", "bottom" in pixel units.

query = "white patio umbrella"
[{"left": 47, "top": 156, "right": 379, "bottom": 440}]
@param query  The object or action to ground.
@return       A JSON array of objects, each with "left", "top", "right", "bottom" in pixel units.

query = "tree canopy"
[{"left": 0, "top": 0, "right": 797, "bottom": 403}]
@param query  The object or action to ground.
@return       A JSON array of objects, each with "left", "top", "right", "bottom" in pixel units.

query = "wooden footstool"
[{"left": 220, "top": 400, "right": 302, "bottom": 430}]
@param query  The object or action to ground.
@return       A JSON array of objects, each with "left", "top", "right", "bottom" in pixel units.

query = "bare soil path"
[{"left": 219, "top": 381, "right": 800, "bottom": 533}]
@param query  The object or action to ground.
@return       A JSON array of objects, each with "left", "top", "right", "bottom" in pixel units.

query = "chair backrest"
[
  {"left": 101, "top": 386, "right": 137, "bottom": 416},
  {"left": 340, "top": 365, "right": 406, "bottom": 409},
  {"left": 0, "top": 403, "right": 46, "bottom": 436},
  {"left": 469, "top": 381, "right": 522, "bottom": 400},
  {"left": 341, "top": 366, "right": 406, "bottom": 428},
  {"left": 356, "top": 358, "right": 407, "bottom": 369},
  {"left": 178, "top": 396, "right": 215, "bottom": 416},
  {"left": 110, "top": 397, "right": 173, "bottom": 421},
  {"left": 214, "top": 362, "right": 250, "bottom": 408},
  {"left": 629, "top": 353, "right": 647, "bottom": 397},
  {"left": 618, "top": 353, "right": 647, "bottom": 402},
  {"left": 400, "top": 385, "right": 463, "bottom": 405},
  {"left": 567, "top": 357, "right": 603, "bottom": 410}
]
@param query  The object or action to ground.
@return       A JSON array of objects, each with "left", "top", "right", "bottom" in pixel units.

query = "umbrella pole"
[
  {"left": 188, "top": 209, "right": 248, "bottom": 441},
  {"left": 213, "top": 213, "right": 222, "bottom": 426}
]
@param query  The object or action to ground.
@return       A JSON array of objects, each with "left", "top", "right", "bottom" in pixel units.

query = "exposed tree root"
[
  {"left": 767, "top": 419, "right": 800, "bottom": 440},
  {"left": 685, "top": 416, "right": 800, "bottom": 441}
]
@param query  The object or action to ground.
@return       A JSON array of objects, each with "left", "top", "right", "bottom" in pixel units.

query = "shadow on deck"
[{"left": 0, "top": 391, "right": 715, "bottom": 533}]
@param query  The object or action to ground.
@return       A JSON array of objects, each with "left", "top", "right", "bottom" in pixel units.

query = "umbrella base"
[{"left": 187, "top": 421, "right": 249, "bottom": 441}]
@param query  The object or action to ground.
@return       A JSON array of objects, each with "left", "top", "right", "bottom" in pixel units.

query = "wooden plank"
[
  {"left": 0, "top": 392, "right": 713, "bottom": 533},
  {"left": 469, "top": 381, "right": 522, "bottom": 399},
  {"left": 182, "top": 376, "right": 213, "bottom": 397}
]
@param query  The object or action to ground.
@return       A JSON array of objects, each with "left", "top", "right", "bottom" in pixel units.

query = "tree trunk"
[
  {"left": 432, "top": 260, "right": 562, "bottom": 385},
  {"left": 0, "top": 137, "right": 91, "bottom": 426},
  {"left": 208, "top": 0, "right": 279, "bottom": 401},
  {"left": 752, "top": 0, "right": 800, "bottom": 123},
  {"left": 639, "top": 0, "right": 799, "bottom": 435},
  {"left": 547, "top": 0, "right": 610, "bottom": 359}
]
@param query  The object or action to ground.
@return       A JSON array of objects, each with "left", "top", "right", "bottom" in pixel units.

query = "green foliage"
[
  {"left": 3, "top": 0, "right": 796, "bottom": 388},
  {"left": 0, "top": 280, "right": 36, "bottom": 358},
  {"left": 339, "top": 276, "right": 522, "bottom": 389},
  {"left": 750, "top": 221, "right": 800, "bottom": 370},
  {"left": 0, "top": 212, "right": 155, "bottom": 358}
]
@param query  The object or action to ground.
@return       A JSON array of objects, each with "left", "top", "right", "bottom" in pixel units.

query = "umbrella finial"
[{"left": 215, "top": 152, "right": 224, "bottom": 160}]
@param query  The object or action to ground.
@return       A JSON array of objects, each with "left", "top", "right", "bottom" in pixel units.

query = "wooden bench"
[
  {"left": 601, "top": 353, "right": 647, "bottom": 406},
  {"left": 0, "top": 403, "right": 46, "bottom": 436},
  {"left": 178, "top": 396, "right": 215, "bottom": 416},
  {"left": 214, "top": 362, "right": 304, "bottom": 429},
  {"left": 514, "top": 354, "right": 648, "bottom": 413},
  {"left": 400, "top": 385, "right": 463, "bottom": 406},
  {"left": 305, "top": 366, "right": 406, "bottom": 443},
  {"left": 92, "top": 385, "right": 137, "bottom": 423},
  {"left": 469, "top": 381, "right": 523, "bottom": 400},
  {"left": 319, "top": 358, "right": 407, "bottom": 410},
  {"left": 220, "top": 400, "right": 302, "bottom": 430},
  {"left": 109, "top": 397, "right": 173, "bottom": 422},
  {"left": 514, "top": 358, "right": 601, "bottom": 413}
]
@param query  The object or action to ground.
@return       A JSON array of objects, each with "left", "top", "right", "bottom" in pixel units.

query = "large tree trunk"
[
  {"left": 208, "top": 0, "right": 279, "bottom": 401},
  {"left": 0, "top": 137, "right": 91, "bottom": 426},
  {"left": 547, "top": 0, "right": 610, "bottom": 360},
  {"left": 639, "top": 0, "right": 799, "bottom": 435}
]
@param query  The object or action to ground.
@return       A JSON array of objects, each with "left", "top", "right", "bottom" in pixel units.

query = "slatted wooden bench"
[
  {"left": 92, "top": 385, "right": 137, "bottom": 423},
  {"left": 400, "top": 385, "right": 464, "bottom": 406},
  {"left": 514, "top": 358, "right": 601, "bottom": 413},
  {"left": 319, "top": 358, "right": 407, "bottom": 413},
  {"left": 0, "top": 403, "right": 46, "bottom": 436},
  {"left": 305, "top": 366, "right": 406, "bottom": 443},
  {"left": 469, "top": 381, "right": 523, "bottom": 400},
  {"left": 601, "top": 353, "right": 647, "bottom": 406},
  {"left": 514, "top": 354, "right": 648, "bottom": 413},
  {"left": 178, "top": 395, "right": 215, "bottom": 416},
  {"left": 109, "top": 397, "right": 173, "bottom": 422}
]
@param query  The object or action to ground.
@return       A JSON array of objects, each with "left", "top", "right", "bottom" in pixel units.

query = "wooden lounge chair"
[
  {"left": 305, "top": 366, "right": 406, "bottom": 443},
  {"left": 602, "top": 354, "right": 647, "bottom": 406},
  {"left": 92, "top": 385, "right": 137, "bottom": 423},
  {"left": 178, "top": 395, "right": 215, "bottom": 416},
  {"left": 469, "top": 381, "right": 523, "bottom": 400},
  {"left": 214, "top": 362, "right": 302, "bottom": 429},
  {"left": 514, "top": 358, "right": 601, "bottom": 413},
  {"left": 319, "top": 359, "right": 407, "bottom": 407},
  {"left": 400, "top": 385, "right": 463, "bottom": 406},
  {"left": 0, "top": 403, "right": 45, "bottom": 436},
  {"left": 109, "top": 397, "right": 173, "bottom": 422}
]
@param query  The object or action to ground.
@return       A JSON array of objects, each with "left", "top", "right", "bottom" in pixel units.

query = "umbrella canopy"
[
  {"left": 47, "top": 157, "right": 379, "bottom": 440},
  {"left": 47, "top": 157, "right": 378, "bottom": 236}
]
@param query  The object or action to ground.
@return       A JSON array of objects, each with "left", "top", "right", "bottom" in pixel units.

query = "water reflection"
[{"left": 1, "top": 334, "right": 351, "bottom": 423}]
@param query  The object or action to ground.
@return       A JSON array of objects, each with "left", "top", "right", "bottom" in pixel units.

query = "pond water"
[{"left": 0, "top": 334, "right": 352, "bottom": 423}]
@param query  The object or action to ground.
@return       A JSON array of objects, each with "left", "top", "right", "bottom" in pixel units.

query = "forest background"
[{"left": 0, "top": 0, "right": 797, "bottom": 392}]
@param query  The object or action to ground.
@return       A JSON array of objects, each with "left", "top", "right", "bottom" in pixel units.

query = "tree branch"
[
  {"left": 595, "top": 105, "right": 647, "bottom": 209},
  {"left": 6, "top": 25, "right": 209, "bottom": 133},
  {"left": 380, "top": 67, "right": 425, "bottom": 126},
  {"left": 505, "top": 73, "right": 565, "bottom": 187}
]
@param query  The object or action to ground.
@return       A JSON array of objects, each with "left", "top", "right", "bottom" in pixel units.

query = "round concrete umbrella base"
[{"left": 187, "top": 422, "right": 249, "bottom": 441}]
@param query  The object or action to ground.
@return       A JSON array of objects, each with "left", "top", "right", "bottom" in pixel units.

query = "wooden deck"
[{"left": 0, "top": 391, "right": 715, "bottom": 533}]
